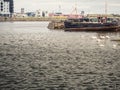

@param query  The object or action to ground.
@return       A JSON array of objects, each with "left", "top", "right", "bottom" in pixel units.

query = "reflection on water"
[{"left": 0, "top": 22, "right": 120, "bottom": 90}]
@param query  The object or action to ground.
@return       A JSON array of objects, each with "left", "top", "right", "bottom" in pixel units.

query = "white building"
[
  {"left": 0, "top": 0, "right": 14, "bottom": 17},
  {"left": 35, "top": 9, "right": 42, "bottom": 17},
  {"left": 35, "top": 9, "right": 48, "bottom": 17}
]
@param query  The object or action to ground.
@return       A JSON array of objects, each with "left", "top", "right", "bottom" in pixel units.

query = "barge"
[{"left": 64, "top": 17, "right": 120, "bottom": 31}]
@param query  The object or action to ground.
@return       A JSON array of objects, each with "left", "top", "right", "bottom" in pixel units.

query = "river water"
[{"left": 0, "top": 21, "right": 120, "bottom": 90}]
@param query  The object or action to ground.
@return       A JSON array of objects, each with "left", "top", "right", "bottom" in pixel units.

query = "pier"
[{"left": 47, "top": 20, "right": 65, "bottom": 29}]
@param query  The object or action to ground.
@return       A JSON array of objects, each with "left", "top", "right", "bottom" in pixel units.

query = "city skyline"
[{"left": 14, "top": 0, "right": 120, "bottom": 14}]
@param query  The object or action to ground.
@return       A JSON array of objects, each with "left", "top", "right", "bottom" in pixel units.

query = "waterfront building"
[
  {"left": 26, "top": 12, "right": 35, "bottom": 17},
  {"left": 35, "top": 9, "right": 41, "bottom": 17},
  {"left": 13, "top": 12, "right": 28, "bottom": 18},
  {"left": 0, "top": 0, "right": 14, "bottom": 17},
  {"left": 35, "top": 9, "right": 48, "bottom": 17},
  {"left": 21, "top": 8, "right": 24, "bottom": 14}
]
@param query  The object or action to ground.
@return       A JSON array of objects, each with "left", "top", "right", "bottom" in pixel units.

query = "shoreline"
[{"left": 0, "top": 17, "right": 66, "bottom": 22}]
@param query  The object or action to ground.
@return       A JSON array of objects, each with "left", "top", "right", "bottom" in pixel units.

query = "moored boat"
[
  {"left": 64, "top": 17, "right": 120, "bottom": 31},
  {"left": 48, "top": 20, "right": 65, "bottom": 29}
]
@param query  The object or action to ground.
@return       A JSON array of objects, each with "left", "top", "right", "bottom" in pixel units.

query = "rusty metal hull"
[{"left": 65, "top": 26, "right": 120, "bottom": 31}]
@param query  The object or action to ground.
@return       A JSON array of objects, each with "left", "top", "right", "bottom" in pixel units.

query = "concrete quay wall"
[{"left": 0, "top": 17, "right": 66, "bottom": 22}]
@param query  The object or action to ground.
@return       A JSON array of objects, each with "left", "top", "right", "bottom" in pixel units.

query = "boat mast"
[
  {"left": 75, "top": 3, "right": 77, "bottom": 15},
  {"left": 71, "top": 2, "right": 78, "bottom": 15},
  {"left": 59, "top": 5, "right": 61, "bottom": 12},
  {"left": 105, "top": 0, "right": 107, "bottom": 15},
  {"left": 58, "top": 0, "right": 61, "bottom": 13}
]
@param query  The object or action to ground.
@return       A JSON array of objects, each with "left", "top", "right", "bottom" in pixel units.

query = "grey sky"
[{"left": 14, "top": 0, "right": 120, "bottom": 14}]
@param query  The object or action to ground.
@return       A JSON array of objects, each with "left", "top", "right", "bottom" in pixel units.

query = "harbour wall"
[{"left": 0, "top": 17, "right": 67, "bottom": 22}]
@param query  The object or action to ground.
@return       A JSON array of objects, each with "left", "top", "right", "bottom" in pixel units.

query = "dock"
[{"left": 47, "top": 20, "right": 65, "bottom": 29}]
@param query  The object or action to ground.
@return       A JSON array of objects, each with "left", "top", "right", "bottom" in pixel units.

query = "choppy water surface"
[{"left": 0, "top": 22, "right": 120, "bottom": 90}]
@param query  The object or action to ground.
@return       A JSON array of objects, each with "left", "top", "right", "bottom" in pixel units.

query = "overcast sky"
[{"left": 14, "top": 0, "right": 120, "bottom": 14}]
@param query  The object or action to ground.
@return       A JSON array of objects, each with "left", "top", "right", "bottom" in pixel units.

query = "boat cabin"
[{"left": 66, "top": 17, "right": 118, "bottom": 24}]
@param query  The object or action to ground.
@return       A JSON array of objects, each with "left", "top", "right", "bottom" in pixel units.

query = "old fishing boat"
[{"left": 64, "top": 17, "right": 120, "bottom": 31}]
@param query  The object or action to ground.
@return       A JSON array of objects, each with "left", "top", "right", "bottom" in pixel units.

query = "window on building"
[
  {"left": 1, "top": 9, "right": 3, "bottom": 11},
  {"left": 1, "top": 2, "right": 3, "bottom": 5}
]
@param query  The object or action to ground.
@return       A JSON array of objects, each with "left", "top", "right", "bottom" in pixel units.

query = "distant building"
[
  {"left": 26, "top": 12, "right": 35, "bottom": 17},
  {"left": 13, "top": 12, "right": 28, "bottom": 18},
  {"left": 35, "top": 9, "right": 48, "bottom": 17},
  {"left": 81, "top": 11, "right": 85, "bottom": 16},
  {"left": 35, "top": 9, "right": 41, "bottom": 17},
  {"left": 0, "top": 0, "right": 14, "bottom": 17},
  {"left": 21, "top": 8, "right": 24, "bottom": 14}
]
